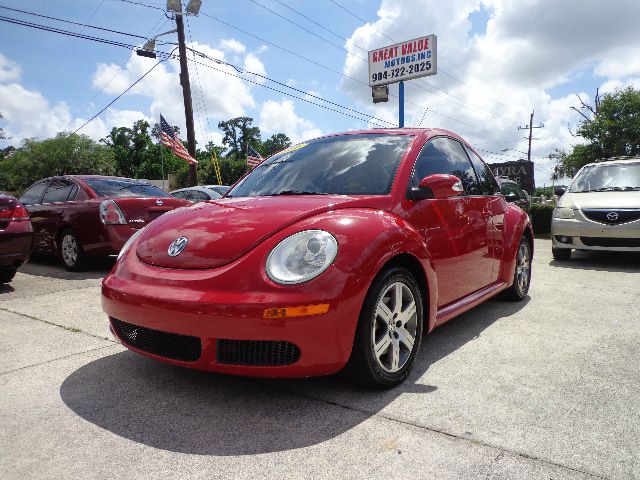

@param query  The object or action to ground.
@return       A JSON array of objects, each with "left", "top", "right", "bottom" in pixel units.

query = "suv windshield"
[
  {"left": 228, "top": 134, "right": 413, "bottom": 197},
  {"left": 85, "top": 178, "right": 171, "bottom": 198},
  {"left": 570, "top": 162, "right": 640, "bottom": 192}
]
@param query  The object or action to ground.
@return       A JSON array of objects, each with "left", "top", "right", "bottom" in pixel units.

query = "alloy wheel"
[
  {"left": 516, "top": 242, "right": 531, "bottom": 294},
  {"left": 61, "top": 234, "right": 78, "bottom": 267}
]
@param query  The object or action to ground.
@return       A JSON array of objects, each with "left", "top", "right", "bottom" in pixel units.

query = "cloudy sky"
[{"left": 1, "top": 0, "right": 639, "bottom": 185}]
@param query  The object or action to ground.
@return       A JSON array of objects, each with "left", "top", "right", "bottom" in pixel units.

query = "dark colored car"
[
  {"left": 103, "top": 128, "right": 534, "bottom": 388},
  {"left": 0, "top": 194, "right": 33, "bottom": 283},
  {"left": 497, "top": 177, "right": 530, "bottom": 212},
  {"left": 19, "top": 176, "right": 191, "bottom": 271}
]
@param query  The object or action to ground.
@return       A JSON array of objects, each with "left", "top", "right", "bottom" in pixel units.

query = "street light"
[
  {"left": 167, "top": 0, "right": 202, "bottom": 15},
  {"left": 136, "top": 29, "right": 178, "bottom": 59}
]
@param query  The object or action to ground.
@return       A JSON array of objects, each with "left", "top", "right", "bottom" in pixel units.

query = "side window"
[
  {"left": 465, "top": 146, "right": 500, "bottom": 195},
  {"left": 42, "top": 179, "right": 78, "bottom": 203},
  {"left": 19, "top": 181, "right": 48, "bottom": 205},
  {"left": 190, "top": 190, "right": 210, "bottom": 202},
  {"left": 172, "top": 191, "right": 187, "bottom": 199},
  {"left": 412, "top": 137, "right": 481, "bottom": 195}
]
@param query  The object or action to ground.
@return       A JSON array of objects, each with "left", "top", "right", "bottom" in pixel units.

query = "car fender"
[
  {"left": 283, "top": 208, "right": 438, "bottom": 332},
  {"left": 499, "top": 203, "right": 534, "bottom": 285}
]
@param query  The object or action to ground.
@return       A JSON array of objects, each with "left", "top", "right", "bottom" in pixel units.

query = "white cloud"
[
  {"left": 259, "top": 99, "right": 322, "bottom": 144},
  {"left": 219, "top": 38, "right": 246, "bottom": 54},
  {"left": 0, "top": 52, "right": 20, "bottom": 83}
]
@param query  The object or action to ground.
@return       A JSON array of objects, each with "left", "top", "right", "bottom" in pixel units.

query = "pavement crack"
[
  {"left": 253, "top": 380, "right": 610, "bottom": 480},
  {"left": 0, "top": 344, "right": 119, "bottom": 376},
  {"left": 0, "top": 305, "right": 116, "bottom": 344}
]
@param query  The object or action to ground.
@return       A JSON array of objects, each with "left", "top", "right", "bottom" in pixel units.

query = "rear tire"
[
  {"left": 0, "top": 266, "right": 17, "bottom": 283},
  {"left": 503, "top": 237, "right": 532, "bottom": 301},
  {"left": 58, "top": 229, "right": 86, "bottom": 271},
  {"left": 552, "top": 247, "right": 571, "bottom": 261},
  {"left": 346, "top": 266, "right": 423, "bottom": 389}
]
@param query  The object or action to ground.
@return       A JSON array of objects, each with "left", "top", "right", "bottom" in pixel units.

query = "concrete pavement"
[{"left": 1, "top": 239, "right": 638, "bottom": 479}]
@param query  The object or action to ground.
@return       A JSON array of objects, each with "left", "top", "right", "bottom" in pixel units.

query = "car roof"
[{"left": 587, "top": 157, "right": 640, "bottom": 166}]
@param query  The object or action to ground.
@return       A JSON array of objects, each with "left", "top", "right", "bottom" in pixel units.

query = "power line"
[
  {"left": 74, "top": 50, "right": 176, "bottom": 134},
  {"left": 113, "top": 0, "right": 165, "bottom": 11},
  {"left": 0, "top": 5, "right": 148, "bottom": 40}
]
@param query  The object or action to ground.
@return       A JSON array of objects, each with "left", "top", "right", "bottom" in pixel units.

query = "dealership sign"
[
  {"left": 489, "top": 161, "right": 536, "bottom": 194},
  {"left": 368, "top": 35, "right": 437, "bottom": 87}
]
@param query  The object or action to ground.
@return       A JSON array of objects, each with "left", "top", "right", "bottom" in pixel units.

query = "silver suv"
[{"left": 551, "top": 157, "right": 640, "bottom": 260}]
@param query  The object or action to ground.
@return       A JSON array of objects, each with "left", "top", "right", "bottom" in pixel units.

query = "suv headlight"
[
  {"left": 266, "top": 230, "right": 338, "bottom": 284},
  {"left": 552, "top": 207, "right": 575, "bottom": 219}
]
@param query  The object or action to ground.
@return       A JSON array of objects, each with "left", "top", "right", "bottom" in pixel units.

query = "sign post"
[{"left": 368, "top": 34, "right": 437, "bottom": 127}]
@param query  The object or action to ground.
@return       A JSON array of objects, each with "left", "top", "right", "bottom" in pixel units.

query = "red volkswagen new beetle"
[{"left": 102, "top": 129, "right": 533, "bottom": 388}]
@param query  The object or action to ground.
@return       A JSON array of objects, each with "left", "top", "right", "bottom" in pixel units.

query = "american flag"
[
  {"left": 160, "top": 114, "right": 198, "bottom": 165},
  {"left": 247, "top": 144, "right": 263, "bottom": 168}
]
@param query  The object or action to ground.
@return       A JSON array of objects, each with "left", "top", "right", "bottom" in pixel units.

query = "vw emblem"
[
  {"left": 606, "top": 211, "right": 619, "bottom": 221},
  {"left": 156, "top": 199, "right": 164, "bottom": 206},
  {"left": 167, "top": 236, "right": 188, "bottom": 257}
]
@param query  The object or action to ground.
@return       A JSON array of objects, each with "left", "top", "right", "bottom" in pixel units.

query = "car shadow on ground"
[
  {"left": 549, "top": 250, "right": 640, "bottom": 273},
  {"left": 20, "top": 254, "right": 116, "bottom": 280},
  {"left": 60, "top": 296, "right": 529, "bottom": 456}
]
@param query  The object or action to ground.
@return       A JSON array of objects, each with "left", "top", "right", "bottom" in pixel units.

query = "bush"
[{"left": 528, "top": 204, "right": 554, "bottom": 234}]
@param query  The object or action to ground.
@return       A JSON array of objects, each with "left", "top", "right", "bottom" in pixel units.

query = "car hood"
[
  {"left": 136, "top": 195, "right": 385, "bottom": 269},
  {"left": 560, "top": 191, "right": 640, "bottom": 209}
]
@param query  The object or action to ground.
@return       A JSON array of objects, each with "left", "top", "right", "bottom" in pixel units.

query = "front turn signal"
[{"left": 263, "top": 303, "right": 330, "bottom": 319}]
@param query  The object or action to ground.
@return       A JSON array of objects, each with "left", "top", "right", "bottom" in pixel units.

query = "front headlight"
[
  {"left": 118, "top": 227, "right": 145, "bottom": 260},
  {"left": 552, "top": 207, "right": 575, "bottom": 219},
  {"left": 266, "top": 230, "right": 338, "bottom": 284}
]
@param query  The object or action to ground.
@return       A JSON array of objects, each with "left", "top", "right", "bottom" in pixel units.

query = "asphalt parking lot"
[{"left": 0, "top": 238, "right": 638, "bottom": 480}]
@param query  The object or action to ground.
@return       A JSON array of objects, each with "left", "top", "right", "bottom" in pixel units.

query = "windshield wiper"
[{"left": 270, "top": 190, "right": 329, "bottom": 196}]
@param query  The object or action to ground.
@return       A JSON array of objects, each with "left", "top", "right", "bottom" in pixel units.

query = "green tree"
[
  {"left": 261, "top": 133, "right": 291, "bottom": 157},
  {"left": 561, "top": 86, "right": 640, "bottom": 176},
  {"left": 0, "top": 133, "right": 115, "bottom": 193},
  {"left": 218, "top": 116, "right": 261, "bottom": 159}
]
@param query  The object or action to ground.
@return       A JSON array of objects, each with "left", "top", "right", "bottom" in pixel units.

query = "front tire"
[
  {"left": 0, "top": 266, "right": 17, "bottom": 283},
  {"left": 347, "top": 266, "right": 423, "bottom": 389},
  {"left": 58, "top": 229, "right": 86, "bottom": 271},
  {"left": 503, "top": 237, "right": 532, "bottom": 301}
]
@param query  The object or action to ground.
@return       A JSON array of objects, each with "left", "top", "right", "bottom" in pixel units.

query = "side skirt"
[{"left": 434, "top": 281, "right": 508, "bottom": 328}]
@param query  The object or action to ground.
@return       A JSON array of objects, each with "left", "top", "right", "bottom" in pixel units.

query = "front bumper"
[
  {"left": 102, "top": 247, "right": 367, "bottom": 378},
  {"left": 551, "top": 214, "right": 640, "bottom": 252}
]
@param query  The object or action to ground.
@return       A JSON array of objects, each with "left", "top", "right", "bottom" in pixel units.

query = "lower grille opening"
[
  {"left": 111, "top": 318, "right": 201, "bottom": 362},
  {"left": 217, "top": 339, "right": 301, "bottom": 366},
  {"left": 580, "top": 237, "right": 640, "bottom": 248}
]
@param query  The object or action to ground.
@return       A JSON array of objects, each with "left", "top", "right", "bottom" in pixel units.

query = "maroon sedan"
[
  {"left": 0, "top": 194, "right": 33, "bottom": 283},
  {"left": 20, "top": 176, "right": 191, "bottom": 270}
]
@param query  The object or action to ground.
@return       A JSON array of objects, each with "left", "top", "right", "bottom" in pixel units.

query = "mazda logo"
[
  {"left": 606, "top": 212, "right": 619, "bottom": 221},
  {"left": 167, "top": 236, "right": 188, "bottom": 257}
]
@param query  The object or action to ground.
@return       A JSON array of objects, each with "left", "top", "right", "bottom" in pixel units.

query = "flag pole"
[{"left": 160, "top": 142, "right": 166, "bottom": 191}]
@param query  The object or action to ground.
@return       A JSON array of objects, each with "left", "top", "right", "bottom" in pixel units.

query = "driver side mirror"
[
  {"left": 554, "top": 187, "right": 566, "bottom": 197},
  {"left": 407, "top": 174, "right": 464, "bottom": 201}
]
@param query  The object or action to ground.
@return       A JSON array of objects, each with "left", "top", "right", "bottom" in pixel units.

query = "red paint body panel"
[
  {"left": 0, "top": 195, "right": 33, "bottom": 267},
  {"left": 22, "top": 175, "right": 190, "bottom": 258},
  {"left": 102, "top": 129, "right": 532, "bottom": 378}
]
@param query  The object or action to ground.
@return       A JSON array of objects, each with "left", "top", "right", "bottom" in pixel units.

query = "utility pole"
[
  {"left": 175, "top": 13, "right": 197, "bottom": 186},
  {"left": 518, "top": 110, "right": 544, "bottom": 163}
]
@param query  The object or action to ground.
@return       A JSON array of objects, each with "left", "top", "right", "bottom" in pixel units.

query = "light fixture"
[
  {"left": 186, "top": 0, "right": 202, "bottom": 15},
  {"left": 372, "top": 85, "right": 389, "bottom": 104},
  {"left": 135, "top": 29, "right": 178, "bottom": 58},
  {"left": 166, "top": 0, "right": 182, "bottom": 13}
]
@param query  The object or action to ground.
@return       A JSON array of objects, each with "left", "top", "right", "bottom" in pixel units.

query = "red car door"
[{"left": 411, "top": 137, "right": 494, "bottom": 307}]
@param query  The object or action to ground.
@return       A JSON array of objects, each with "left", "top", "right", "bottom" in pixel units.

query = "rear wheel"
[
  {"left": 347, "top": 266, "right": 423, "bottom": 389},
  {"left": 552, "top": 247, "right": 571, "bottom": 261},
  {"left": 58, "top": 229, "right": 86, "bottom": 271},
  {"left": 503, "top": 237, "right": 532, "bottom": 301},
  {"left": 0, "top": 266, "right": 17, "bottom": 283}
]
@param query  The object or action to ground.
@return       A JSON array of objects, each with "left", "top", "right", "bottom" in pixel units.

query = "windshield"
[
  {"left": 85, "top": 178, "right": 171, "bottom": 198},
  {"left": 227, "top": 134, "right": 414, "bottom": 197},
  {"left": 569, "top": 162, "right": 640, "bottom": 192}
]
